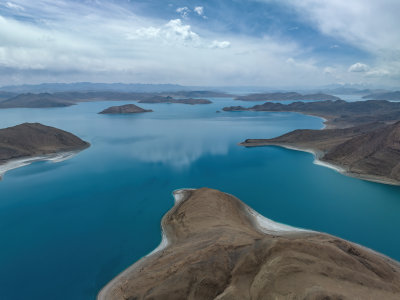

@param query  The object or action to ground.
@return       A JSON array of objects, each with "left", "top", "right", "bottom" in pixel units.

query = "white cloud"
[
  {"left": 348, "top": 62, "right": 369, "bottom": 72},
  {"left": 323, "top": 67, "right": 335, "bottom": 75},
  {"left": 209, "top": 40, "right": 231, "bottom": 49},
  {"left": 176, "top": 6, "right": 190, "bottom": 19},
  {"left": 280, "top": 0, "right": 400, "bottom": 52},
  {"left": 0, "top": 0, "right": 380, "bottom": 87},
  {"left": 271, "top": 0, "right": 400, "bottom": 83},
  {"left": 365, "top": 69, "right": 390, "bottom": 78},
  {"left": 194, "top": 6, "right": 204, "bottom": 16},
  {"left": 128, "top": 19, "right": 200, "bottom": 46},
  {"left": 5, "top": 1, "right": 24, "bottom": 10},
  {"left": 164, "top": 19, "right": 199, "bottom": 43}
]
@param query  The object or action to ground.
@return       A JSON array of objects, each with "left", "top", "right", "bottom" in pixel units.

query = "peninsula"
[
  {"left": 223, "top": 100, "right": 400, "bottom": 184},
  {"left": 98, "top": 104, "right": 152, "bottom": 114},
  {"left": 0, "top": 123, "right": 89, "bottom": 177},
  {"left": 98, "top": 188, "right": 400, "bottom": 300},
  {"left": 235, "top": 92, "right": 340, "bottom": 101}
]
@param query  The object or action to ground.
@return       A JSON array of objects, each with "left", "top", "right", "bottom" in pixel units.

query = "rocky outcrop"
[
  {"left": 98, "top": 104, "right": 152, "bottom": 114},
  {"left": 98, "top": 188, "right": 400, "bottom": 300}
]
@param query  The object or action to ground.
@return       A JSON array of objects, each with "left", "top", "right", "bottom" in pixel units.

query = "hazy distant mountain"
[
  {"left": 0, "top": 91, "right": 17, "bottom": 101},
  {"left": 235, "top": 92, "right": 341, "bottom": 101},
  {"left": 0, "top": 91, "right": 220, "bottom": 108},
  {"left": 0, "top": 82, "right": 188, "bottom": 93},
  {"left": 223, "top": 99, "right": 400, "bottom": 128},
  {"left": 362, "top": 91, "right": 400, "bottom": 101},
  {"left": 320, "top": 88, "right": 389, "bottom": 95},
  {"left": 0, "top": 93, "right": 75, "bottom": 108}
]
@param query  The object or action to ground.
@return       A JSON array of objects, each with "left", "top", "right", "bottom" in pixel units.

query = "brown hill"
[
  {"left": 98, "top": 188, "right": 400, "bottom": 300},
  {"left": 0, "top": 123, "right": 89, "bottom": 164}
]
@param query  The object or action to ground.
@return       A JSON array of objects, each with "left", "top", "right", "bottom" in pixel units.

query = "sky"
[{"left": 0, "top": 0, "right": 399, "bottom": 88}]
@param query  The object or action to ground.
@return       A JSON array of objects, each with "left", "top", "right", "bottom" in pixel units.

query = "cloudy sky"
[{"left": 0, "top": 0, "right": 399, "bottom": 87}]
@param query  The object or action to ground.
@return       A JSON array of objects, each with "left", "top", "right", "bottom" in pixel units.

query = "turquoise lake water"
[{"left": 0, "top": 97, "right": 400, "bottom": 300}]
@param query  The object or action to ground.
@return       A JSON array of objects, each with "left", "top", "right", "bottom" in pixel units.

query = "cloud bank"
[{"left": 0, "top": 0, "right": 398, "bottom": 87}]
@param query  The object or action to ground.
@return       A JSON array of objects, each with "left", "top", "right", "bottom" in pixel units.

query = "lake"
[{"left": 0, "top": 96, "right": 399, "bottom": 300}]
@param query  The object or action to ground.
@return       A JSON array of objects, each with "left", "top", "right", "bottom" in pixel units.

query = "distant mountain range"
[
  {"left": 0, "top": 91, "right": 228, "bottom": 108},
  {"left": 0, "top": 82, "right": 188, "bottom": 93},
  {"left": 362, "top": 91, "right": 400, "bottom": 101},
  {"left": 235, "top": 92, "right": 341, "bottom": 101}
]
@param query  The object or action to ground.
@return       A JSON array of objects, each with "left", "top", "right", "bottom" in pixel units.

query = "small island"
[
  {"left": 0, "top": 123, "right": 89, "bottom": 178},
  {"left": 98, "top": 188, "right": 400, "bottom": 300},
  {"left": 98, "top": 104, "right": 153, "bottom": 114},
  {"left": 235, "top": 92, "right": 341, "bottom": 101},
  {"left": 224, "top": 100, "right": 400, "bottom": 184}
]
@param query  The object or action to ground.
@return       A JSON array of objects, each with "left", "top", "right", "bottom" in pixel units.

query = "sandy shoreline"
[
  {"left": 271, "top": 144, "right": 400, "bottom": 186},
  {"left": 145, "top": 189, "right": 194, "bottom": 257},
  {"left": 276, "top": 144, "right": 346, "bottom": 173},
  {"left": 243, "top": 142, "right": 400, "bottom": 186},
  {"left": 0, "top": 150, "right": 82, "bottom": 179}
]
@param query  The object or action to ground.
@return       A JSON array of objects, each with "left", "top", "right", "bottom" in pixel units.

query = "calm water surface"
[{"left": 0, "top": 96, "right": 399, "bottom": 300}]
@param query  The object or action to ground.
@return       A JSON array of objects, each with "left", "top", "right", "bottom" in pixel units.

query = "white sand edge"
[
  {"left": 278, "top": 144, "right": 346, "bottom": 173},
  {"left": 146, "top": 189, "right": 194, "bottom": 256},
  {"left": 245, "top": 206, "right": 307, "bottom": 233},
  {"left": 0, "top": 151, "right": 80, "bottom": 179}
]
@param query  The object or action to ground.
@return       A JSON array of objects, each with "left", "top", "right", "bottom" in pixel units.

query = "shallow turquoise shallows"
[{"left": 0, "top": 97, "right": 399, "bottom": 300}]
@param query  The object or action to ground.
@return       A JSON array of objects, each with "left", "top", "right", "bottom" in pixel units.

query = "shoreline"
[
  {"left": 0, "top": 150, "right": 83, "bottom": 180},
  {"left": 242, "top": 142, "right": 400, "bottom": 186},
  {"left": 145, "top": 189, "right": 194, "bottom": 257},
  {"left": 239, "top": 110, "right": 400, "bottom": 186},
  {"left": 97, "top": 189, "right": 193, "bottom": 300}
]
